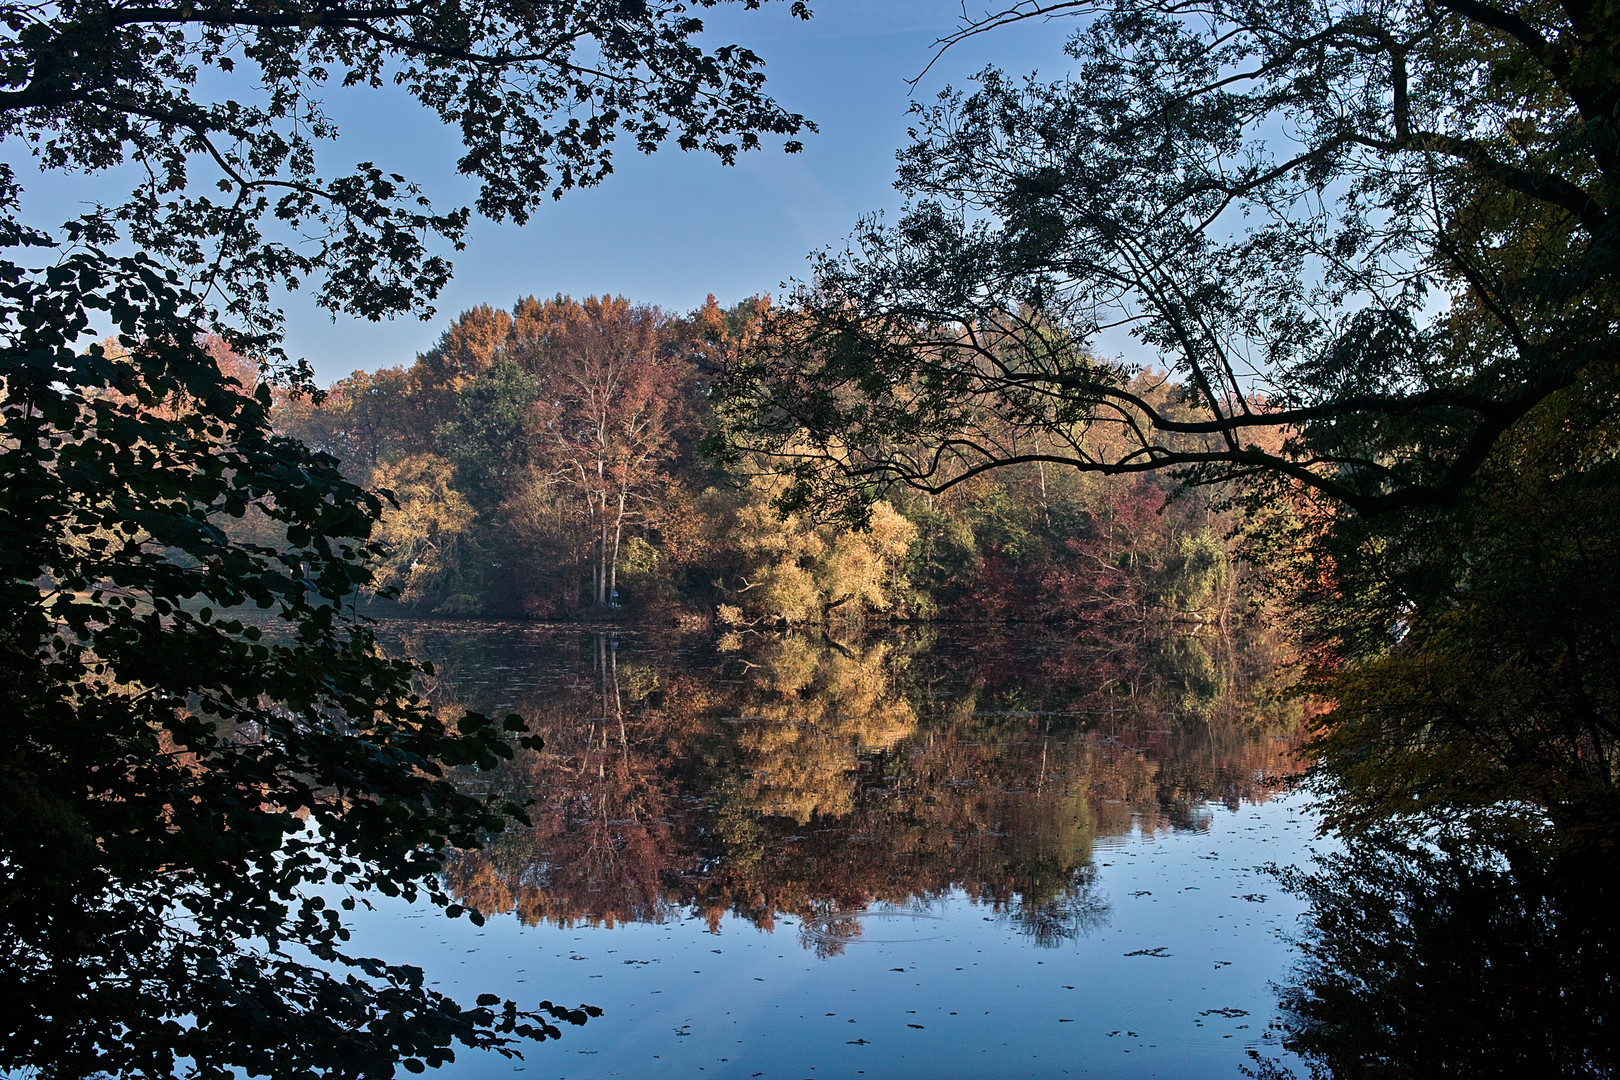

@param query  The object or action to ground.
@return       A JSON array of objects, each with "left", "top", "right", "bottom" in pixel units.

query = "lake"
[{"left": 356, "top": 623, "right": 1317, "bottom": 1079}]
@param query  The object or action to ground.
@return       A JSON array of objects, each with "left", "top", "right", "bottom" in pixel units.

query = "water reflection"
[
  {"left": 398, "top": 626, "right": 1301, "bottom": 950},
  {"left": 1253, "top": 826, "right": 1620, "bottom": 1080}
]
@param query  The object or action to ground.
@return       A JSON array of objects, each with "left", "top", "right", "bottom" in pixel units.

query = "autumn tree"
[
  {"left": 273, "top": 295, "right": 815, "bottom": 618},
  {"left": 515, "top": 295, "right": 698, "bottom": 608},
  {"left": 716, "top": 0, "right": 1617, "bottom": 518},
  {"left": 280, "top": 286, "right": 1249, "bottom": 626},
  {"left": 710, "top": 477, "right": 917, "bottom": 627},
  {"left": 368, "top": 455, "right": 481, "bottom": 610}
]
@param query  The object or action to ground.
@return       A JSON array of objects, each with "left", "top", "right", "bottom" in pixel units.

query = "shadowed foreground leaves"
[{"left": 0, "top": 243, "right": 599, "bottom": 1077}]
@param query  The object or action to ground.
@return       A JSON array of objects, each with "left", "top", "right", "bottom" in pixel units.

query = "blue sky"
[
  {"left": 282, "top": 1, "right": 1073, "bottom": 383},
  {"left": 4, "top": 1, "right": 1075, "bottom": 383}
]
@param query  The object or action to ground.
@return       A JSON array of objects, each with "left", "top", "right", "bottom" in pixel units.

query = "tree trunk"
[
  {"left": 1035, "top": 435, "right": 1049, "bottom": 528},
  {"left": 597, "top": 495, "right": 609, "bottom": 607},
  {"left": 609, "top": 490, "right": 626, "bottom": 608},
  {"left": 1037, "top": 458, "right": 1049, "bottom": 527}
]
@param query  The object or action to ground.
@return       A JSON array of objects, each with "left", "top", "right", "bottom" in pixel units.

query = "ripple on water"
[{"left": 799, "top": 907, "right": 948, "bottom": 948}]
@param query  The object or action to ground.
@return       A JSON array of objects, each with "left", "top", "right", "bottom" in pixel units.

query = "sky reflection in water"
[{"left": 355, "top": 625, "right": 1314, "bottom": 1079}]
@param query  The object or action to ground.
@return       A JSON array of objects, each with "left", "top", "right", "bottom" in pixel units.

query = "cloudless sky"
[
  {"left": 281, "top": 1, "right": 1075, "bottom": 383},
  {"left": 6, "top": 1, "right": 1078, "bottom": 384}
]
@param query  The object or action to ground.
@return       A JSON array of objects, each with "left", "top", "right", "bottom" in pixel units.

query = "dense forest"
[{"left": 275, "top": 294, "right": 1248, "bottom": 634}]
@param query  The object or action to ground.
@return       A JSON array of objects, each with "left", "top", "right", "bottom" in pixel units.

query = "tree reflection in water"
[
  {"left": 1251, "top": 826, "right": 1620, "bottom": 1080},
  {"left": 401, "top": 624, "right": 1300, "bottom": 950}
]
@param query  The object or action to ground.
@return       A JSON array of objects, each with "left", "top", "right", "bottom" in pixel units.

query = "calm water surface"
[{"left": 361, "top": 624, "right": 1316, "bottom": 1079}]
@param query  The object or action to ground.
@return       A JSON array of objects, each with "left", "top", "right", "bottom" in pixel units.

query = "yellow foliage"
[
  {"left": 728, "top": 638, "right": 918, "bottom": 824},
  {"left": 370, "top": 455, "right": 478, "bottom": 608},
  {"left": 715, "top": 476, "right": 916, "bottom": 625}
]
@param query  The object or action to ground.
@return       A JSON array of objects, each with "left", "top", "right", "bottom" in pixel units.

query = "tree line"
[{"left": 276, "top": 294, "right": 1250, "bottom": 633}]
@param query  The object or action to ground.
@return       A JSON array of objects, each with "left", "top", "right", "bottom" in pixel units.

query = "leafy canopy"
[
  {"left": 2, "top": 0, "right": 812, "bottom": 353},
  {"left": 715, "top": 0, "right": 1618, "bottom": 521},
  {"left": 0, "top": 235, "right": 606, "bottom": 1077}
]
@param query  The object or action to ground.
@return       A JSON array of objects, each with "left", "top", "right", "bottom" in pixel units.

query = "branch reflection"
[{"left": 1253, "top": 826, "right": 1619, "bottom": 1079}]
